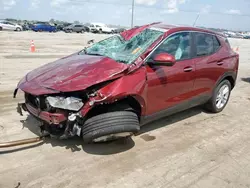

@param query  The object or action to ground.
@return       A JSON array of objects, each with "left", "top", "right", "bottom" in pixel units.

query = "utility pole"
[{"left": 131, "top": 0, "right": 135, "bottom": 28}]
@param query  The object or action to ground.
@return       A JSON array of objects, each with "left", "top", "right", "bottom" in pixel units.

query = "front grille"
[
  {"left": 25, "top": 93, "right": 39, "bottom": 108},
  {"left": 25, "top": 93, "right": 47, "bottom": 110}
]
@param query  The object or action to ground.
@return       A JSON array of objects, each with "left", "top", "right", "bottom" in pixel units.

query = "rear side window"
[
  {"left": 223, "top": 37, "right": 231, "bottom": 48},
  {"left": 213, "top": 36, "right": 221, "bottom": 51},
  {"left": 195, "top": 33, "right": 221, "bottom": 57}
]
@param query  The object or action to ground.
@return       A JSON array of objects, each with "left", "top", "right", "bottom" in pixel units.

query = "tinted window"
[
  {"left": 75, "top": 25, "right": 82, "bottom": 27},
  {"left": 195, "top": 33, "right": 221, "bottom": 57},
  {"left": 195, "top": 33, "right": 213, "bottom": 56},
  {"left": 150, "top": 32, "right": 191, "bottom": 61},
  {"left": 213, "top": 35, "right": 221, "bottom": 51}
]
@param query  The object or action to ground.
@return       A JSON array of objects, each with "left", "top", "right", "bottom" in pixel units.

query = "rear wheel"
[
  {"left": 204, "top": 79, "right": 231, "bottom": 113},
  {"left": 82, "top": 111, "right": 140, "bottom": 143}
]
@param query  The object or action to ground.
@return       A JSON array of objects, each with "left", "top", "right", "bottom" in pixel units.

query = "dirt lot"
[{"left": 0, "top": 31, "right": 250, "bottom": 188}]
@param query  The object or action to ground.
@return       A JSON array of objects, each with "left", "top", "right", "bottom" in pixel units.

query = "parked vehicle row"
[
  {"left": 0, "top": 20, "right": 127, "bottom": 34},
  {"left": 223, "top": 31, "right": 250, "bottom": 39}
]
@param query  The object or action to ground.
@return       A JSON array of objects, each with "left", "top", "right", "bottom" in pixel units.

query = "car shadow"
[
  {"left": 136, "top": 106, "right": 202, "bottom": 135},
  {"left": 7, "top": 107, "right": 203, "bottom": 155},
  {"left": 241, "top": 77, "right": 250, "bottom": 83},
  {"left": 16, "top": 115, "right": 135, "bottom": 155}
]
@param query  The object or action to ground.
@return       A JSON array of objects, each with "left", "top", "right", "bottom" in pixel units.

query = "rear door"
[{"left": 192, "top": 32, "right": 225, "bottom": 97}]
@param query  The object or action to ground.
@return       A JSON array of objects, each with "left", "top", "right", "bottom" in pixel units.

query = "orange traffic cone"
[{"left": 30, "top": 40, "right": 35, "bottom": 52}]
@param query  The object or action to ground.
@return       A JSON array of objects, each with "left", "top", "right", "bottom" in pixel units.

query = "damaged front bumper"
[
  {"left": 17, "top": 102, "right": 83, "bottom": 139},
  {"left": 14, "top": 78, "right": 115, "bottom": 139},
  {"left": 17, "top": 102, "right": 67, "bottom": 124}
]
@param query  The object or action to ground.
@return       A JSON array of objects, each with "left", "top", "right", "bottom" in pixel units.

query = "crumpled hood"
[{"left": 17, "top": 54, "right": 129, "bottom": 95}]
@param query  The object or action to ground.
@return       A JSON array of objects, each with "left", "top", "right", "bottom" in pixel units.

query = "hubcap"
[
  {"left": 93, "top": 132, "right": 132, "bottom": 143},
  {"left": 216, "top": 84, "right": 230, "bottom": 109}
]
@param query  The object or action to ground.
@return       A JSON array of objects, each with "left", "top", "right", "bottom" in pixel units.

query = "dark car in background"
[
  {"left": 55, "top": 23, "right": 72, "bottom": 31},
  {"left": 243, "top": 35, "right": 250, "bottom": 39},
  {"left": 21, "top": 23, "right": 33, "bottom": 31},
  {"left": 113, "top": 28, "right": 126, "bottom": 33},
  {"left": 31, "top": 22, "right": 57, "bottom": 32},
  {"left": 63, "top": 24, "right": 89, "bottom": 33}
]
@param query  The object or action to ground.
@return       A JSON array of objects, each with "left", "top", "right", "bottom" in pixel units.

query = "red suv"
[{"left": 15, "top": 22, "right": 239, "bottom": 143}]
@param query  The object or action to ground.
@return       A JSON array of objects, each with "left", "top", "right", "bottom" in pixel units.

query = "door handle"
[
  {"left": 183, "top": 67, "right": 193, "bottom": 72},
  {"left": 217, "top": 61, "right": 224, "bottom": 65}
]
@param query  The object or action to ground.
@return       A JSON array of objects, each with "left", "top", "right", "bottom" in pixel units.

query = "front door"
[{"left": 145, "top": 32, "right": 195, "bottom": 115}]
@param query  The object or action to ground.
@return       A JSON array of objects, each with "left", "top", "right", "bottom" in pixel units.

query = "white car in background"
[
  {"left": 0, "top": 20, "right": 23, "bottom": 31},
  {"left": 89, "top": 23, "right": 115, "bottom": 34}
]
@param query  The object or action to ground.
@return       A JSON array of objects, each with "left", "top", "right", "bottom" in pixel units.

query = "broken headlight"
[{"left": 46, "top": 96, "right": 84, "bottom": 111}]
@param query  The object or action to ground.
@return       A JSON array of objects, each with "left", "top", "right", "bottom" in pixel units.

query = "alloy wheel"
[{"left": 216, "top": 84, "right": 230, "bottom": 109}]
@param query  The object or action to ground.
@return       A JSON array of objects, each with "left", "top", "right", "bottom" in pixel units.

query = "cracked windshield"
[{"left": 82, "top": 28, "right": 164, "bottom": 64}]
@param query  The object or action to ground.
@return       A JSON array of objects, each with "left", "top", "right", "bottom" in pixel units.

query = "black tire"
[
  {"left": 81, "top": 29, "right": 85, "bottom": 33},
  {"left": 16, "top": 27, "right": 21, "bottom": 31},
  {"left": 0, "top": 27, "right": 2, "bottom": 31},
  {"left": 82, "top": 111, "right": 140, "bottom": 143},
  {"left": 204, "top": 79, "right": 231, "bottom": 113}
]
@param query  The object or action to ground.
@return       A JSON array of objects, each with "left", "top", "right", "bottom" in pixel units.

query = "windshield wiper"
[
  {"left": 117, "top": 59, "right": 127, "bottom": 64},
  {"left": 87, "top": 53, "right": 104, "bottom": 56}
]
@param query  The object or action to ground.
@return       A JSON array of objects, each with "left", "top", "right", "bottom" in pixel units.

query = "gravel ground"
[{"left": 0, "top": 31, "right": 250, "bottom": 188}]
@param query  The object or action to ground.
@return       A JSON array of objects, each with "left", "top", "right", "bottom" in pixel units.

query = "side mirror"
[{"left": 149, "top": 53, "right": 176, "bottom": 66}]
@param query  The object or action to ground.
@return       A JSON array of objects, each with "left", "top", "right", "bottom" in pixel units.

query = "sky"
[{"left": 0, "top": 0, "right": 250, "bottom": 31}]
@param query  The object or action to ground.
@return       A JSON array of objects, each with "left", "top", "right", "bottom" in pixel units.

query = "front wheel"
[
  {"left": 16, "top": 27, "right": 21, "bottom": 31},
  {"left": 82, "top": 111, "right": 140, "bottom": 143},
  {"left": 204, "top": 79, "right": 231, "bottom": 113}
]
